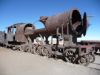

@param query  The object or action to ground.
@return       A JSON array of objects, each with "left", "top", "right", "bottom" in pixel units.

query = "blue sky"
[{"left": 0, "top": 0, "right": 100, "bottom": 40}]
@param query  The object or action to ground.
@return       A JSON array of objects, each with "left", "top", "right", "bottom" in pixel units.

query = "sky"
[{"left": 0, "top": 0, "right": 100, "bottom": 40}]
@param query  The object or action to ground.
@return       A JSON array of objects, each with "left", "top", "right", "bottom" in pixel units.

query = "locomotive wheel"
[
  {"left": 67, "top": 50, "right": 74, "bottom": 56},
  {"left": 78, "top": 55, "right": 89, "bottom": 66},
  {"left": 64, "top": 50, "right": 75, "bottom": 62},
  {"left": 42, "top": 47, "right": 49, "bottom": 56},
  {"left": 12, "top": 46, "right": 16, "bottom": 50},
  {"left": 36, "top": 46, "right": 43, "bottom": 55},
  {"left": 88, "top": 54, "right": 95, "bottom": 63},
  {"left": 31, "top": 44, "right": 37, "bottom": 54},
  {"left": 24, "top": 45, "right": 31, "bottom": 52},
  {"left": 17, "top": 46, "right": 23, "bottom": 51}
]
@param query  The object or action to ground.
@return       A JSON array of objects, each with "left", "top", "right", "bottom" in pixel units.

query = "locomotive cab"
[{"left": 7, "top": 25, "right": 16, "bottom": 42}]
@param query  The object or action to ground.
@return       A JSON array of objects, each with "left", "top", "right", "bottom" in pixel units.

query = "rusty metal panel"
[
  {"left": 43, "top": 12, "right": 68, "bottom": 32},
  {"left": 40, "top": 9, "right": 88, "bottom": 37},
  {"left": 15, "top": 25, "right": 27, "bottom": 43},
  {"left": 34, "top": 28, "right": 48, "bottom": 35},
  {"left": 15, "top": 23, "right": 35, "bottom": 43},
  {"left": 24, "top": 24, "right": 35, "bottom": 35}
]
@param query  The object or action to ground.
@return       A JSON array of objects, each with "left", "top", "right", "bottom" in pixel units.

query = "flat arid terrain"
[{"left": 0, "top": 47, "right": 100, "bottom": 75}]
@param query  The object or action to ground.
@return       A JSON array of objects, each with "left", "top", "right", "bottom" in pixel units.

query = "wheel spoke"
[{"left": 78, "top": 55, "right": 89, "bottom": 66}]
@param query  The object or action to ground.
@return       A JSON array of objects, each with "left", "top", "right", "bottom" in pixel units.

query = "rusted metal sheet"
[
  {"left": 24, "top": 23, "right": 35, "bottom": 35},
  {"left": 79, "top": 40, "right": 100, "bottom": 45},
  {"left": 81, "top": 40, "right": 100, "bottom": 44},
  {"left": 33, "top": 28, "right": 50, "bottom": 37},
  {"left": 15, "top": 25, "right": 27, "bottom": 43},
  {"left": 15, "top": 23, "right": 35, "bottom": 43}
]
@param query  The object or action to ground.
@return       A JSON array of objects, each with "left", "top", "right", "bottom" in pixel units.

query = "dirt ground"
[{"left": 0, "top": 47, "right": 100, "bottom": 75}]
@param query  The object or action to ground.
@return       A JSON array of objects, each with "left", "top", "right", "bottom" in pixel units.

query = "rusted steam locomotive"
[{"left": 0, "top": 9, "right": 95, "bottom": 66}]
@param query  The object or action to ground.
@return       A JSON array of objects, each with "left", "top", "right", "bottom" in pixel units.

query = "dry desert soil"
[{"left": 0, "top": 47, "right": 100, "bottom": 75}]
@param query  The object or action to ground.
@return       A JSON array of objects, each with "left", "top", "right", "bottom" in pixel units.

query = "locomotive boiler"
[{"left": 39, "top": 9, "right": 87, "bottom": 36}]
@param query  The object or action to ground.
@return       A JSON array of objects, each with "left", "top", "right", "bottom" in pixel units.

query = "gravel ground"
[
  {"left": 88, "top": 55, "right": 100, "bottom": 70},
  {"left": 0, "top": 47, "right": 100, "bottom": 75}
]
